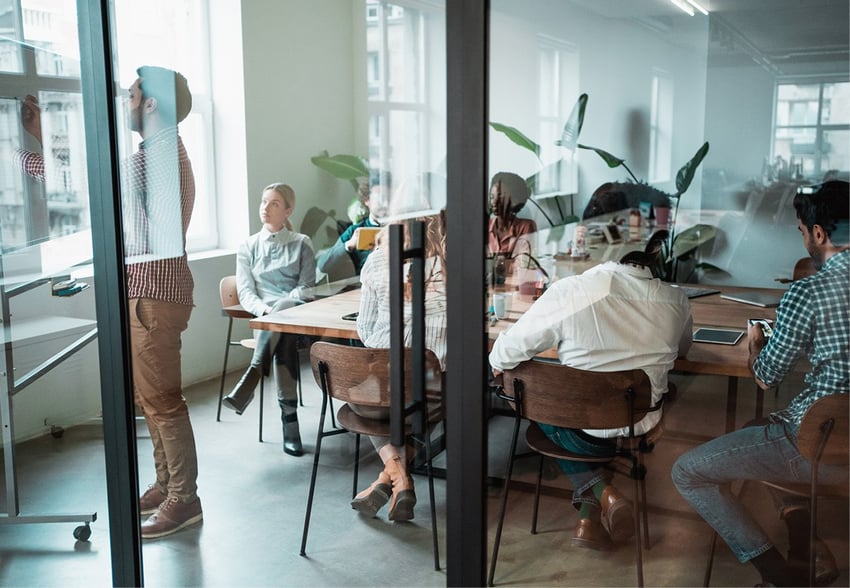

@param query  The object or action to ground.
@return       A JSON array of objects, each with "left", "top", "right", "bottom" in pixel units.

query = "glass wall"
[
  {"left": 0, "top": 0, "right": 106, "bottom": 581},
  {"left": 1, "top": 0, "right": 847, "bottom": 584},
  {"left": 488, "top": 0, "right": 849, "bottom": 288}
]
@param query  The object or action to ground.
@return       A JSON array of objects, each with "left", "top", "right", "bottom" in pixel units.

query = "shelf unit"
[{"left": 0, "top": 273, "right": 98, "bottom": 541}]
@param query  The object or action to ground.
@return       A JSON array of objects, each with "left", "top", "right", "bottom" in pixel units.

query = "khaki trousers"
[{"left": 130, "top": 298, "right": 198, "bottom": 502}]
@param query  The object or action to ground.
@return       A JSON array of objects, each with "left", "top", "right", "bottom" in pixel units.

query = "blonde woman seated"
[
  {"left": 222, "top": 183, "right": 315, "bottom": 456},
  {"left": 351, "top": 211, "right": 446, "bottom": 521}
]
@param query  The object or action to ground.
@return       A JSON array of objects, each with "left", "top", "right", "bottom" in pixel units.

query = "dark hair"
[
  {"left": 136, "top": 65, "right": 192, "bottom": 124},
  {"left": 490, "top": 172, "right": 530, "bottom": 214},
  {"left": 793, "top": 180, "right": 850, "bottom": 246}
]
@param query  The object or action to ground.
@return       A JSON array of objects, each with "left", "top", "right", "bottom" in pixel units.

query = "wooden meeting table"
[{"left": 251, "top": 283, "right": 786, "bottom": 434}]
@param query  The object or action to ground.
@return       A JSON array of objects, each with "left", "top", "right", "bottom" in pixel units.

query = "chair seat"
[
  {"left": 336, "top": 403, "right": 444, "bottom": 437},
  {"left": 240, "top": 338, "right": 256, "bottom": 350},
  {"left": 525, "top": 420, "right": 664, "bottom": 462}
]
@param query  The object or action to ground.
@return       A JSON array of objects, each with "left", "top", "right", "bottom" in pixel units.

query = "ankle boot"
[
  {"left": 223, "top": 367, "right": 261, "bottom": 414},
  {"left": 385, "top": 455, "right": 416, "bottom": 521},
  {"left": 351, "top": 469, "right": 392, "bottom": 516},
  {"left": 280, "top": 401, "right": 303, "bottom": 456}
]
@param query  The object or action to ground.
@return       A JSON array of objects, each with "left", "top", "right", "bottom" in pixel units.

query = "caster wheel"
[{"left": 73, "top": 524, "right": 91, "bottom": 542}]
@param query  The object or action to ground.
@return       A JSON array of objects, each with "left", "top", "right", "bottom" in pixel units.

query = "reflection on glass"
[
  {"left": 366, "top": 0, "right": 446, "bottom": 222},
  {"left": 22, "top": 0, "right": 81, "bottom": 77},
  {"left": 490, "top": 1, "right": 848, "bottom": 289},
  {"left": 111, "top": 0, "right": 213, "bottom": 251},
  {"left": 0, "top": 2, "right": 88, "bottom": 264}
]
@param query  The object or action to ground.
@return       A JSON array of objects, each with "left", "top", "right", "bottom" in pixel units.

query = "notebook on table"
[{"left": 720, "top": 291, "right": 783, "bottom": 308}]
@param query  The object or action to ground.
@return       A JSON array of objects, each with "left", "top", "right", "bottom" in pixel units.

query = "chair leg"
[
  {"left": 300, "top": 394, "right": 329, "bottom": 557},
  {"left": 487, "top": 416, "right": 523, "bottom": 587},
  {"left": 217, "top": 318, "right": 234, "bottom": 422},
  {"left": 631, "top": 458, "right": 645, "bottom": 588},
  {"left": 258, "top": 375, "right": 264, "bottom": 443},
  {"left": 427, "top": 456, "right": 440, "bottom": 570},
  {"left": 639, "top": 459, "right": 650, "bottom": 547},
  {"left": 352, "top": 433, "right": 361, "bottom": 500},
  {"left": 531, "top": 455, "right": 544, "bottom": 534},
  {"left": 703, "top": 531, "right": 718, "bottom": 587}
]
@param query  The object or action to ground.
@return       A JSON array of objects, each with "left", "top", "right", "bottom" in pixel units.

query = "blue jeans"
[
  {"left": 671, "top": 418, "right": 847, "bottom": 563},
  {"left": 538, "top": 424, "right": 616, "bottom": 508}
]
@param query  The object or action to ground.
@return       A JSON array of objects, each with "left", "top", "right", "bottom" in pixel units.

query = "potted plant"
[
  {"left": 490, "top": 93, "right": 587, "bottom": 226},
  {"left": 578, "top": 140, "right": 713, "bottom": 281},
  {"left": 310, "top": 150, "right": 371, "bottom": 223}
]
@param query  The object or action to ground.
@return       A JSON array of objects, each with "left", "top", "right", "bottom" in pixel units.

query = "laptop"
[{"left": 720, "top": 291, "right": 784, "bottom": 308}]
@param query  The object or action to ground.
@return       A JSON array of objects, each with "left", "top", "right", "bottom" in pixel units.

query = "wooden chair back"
[
  {"left": 797, "top": 393, "right": 849, "bottom": 466},
  {"left": 792, "top": 257, "right": 817, "bottom": 281},
  {"left": 310, "top": 341, "right": 443, "bottom": 408},
  {"left": 502, "top": 360, "right": 653, "bottom": 431},
  {"left": 219, "top": 276, "right": 253, "bottom": 319}
]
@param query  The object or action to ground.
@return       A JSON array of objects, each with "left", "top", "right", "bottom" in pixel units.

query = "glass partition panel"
[
  {"left": 0, "top": 1, "right": 106, "bottom": 584},
  {"left": 486, "top": 1, "right": 848, "bottom": 585}
]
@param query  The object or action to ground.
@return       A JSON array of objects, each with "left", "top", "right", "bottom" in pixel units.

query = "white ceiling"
[{"left": 707, "top": 0, "right": 849, "bottom": 76}]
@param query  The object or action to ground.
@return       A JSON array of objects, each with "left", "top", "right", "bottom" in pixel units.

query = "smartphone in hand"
[{"left": 748, "top": 318, "right": 774, "bottom": 338}]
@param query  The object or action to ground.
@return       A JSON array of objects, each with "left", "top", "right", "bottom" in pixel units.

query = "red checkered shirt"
[
  {"left": 122, "top": 127, "right": 195, "bottom": 306},
  {"left": 13, "top": 149, "right": 45, "bottom": 182}
]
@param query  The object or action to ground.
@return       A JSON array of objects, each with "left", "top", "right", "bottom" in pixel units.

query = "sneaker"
[
  {"left": 141, "top": 496, "right": 203, "bottom": 539},
  {"left": 139, "top": 485, "right": 167, "bottom": 516}
]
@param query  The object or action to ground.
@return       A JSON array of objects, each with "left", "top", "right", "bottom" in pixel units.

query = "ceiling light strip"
[
  {"left": 685, "top": 0, "right": 709, "bottom": 15},
  {"left": 669, "top": 0, "right": 695, "bottom": 16}
]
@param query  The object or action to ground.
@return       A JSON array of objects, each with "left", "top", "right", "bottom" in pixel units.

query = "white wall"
[
  {"left": 489, "top": 0, "right": 709, "bottom": 221},
  {"left": 240, "top": 0, "right": 368, "bottom": 251}
]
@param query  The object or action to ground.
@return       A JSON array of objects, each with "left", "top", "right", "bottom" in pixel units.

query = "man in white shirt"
[{"left": 489, "top": 251, "right": 692, "bottom": 550}]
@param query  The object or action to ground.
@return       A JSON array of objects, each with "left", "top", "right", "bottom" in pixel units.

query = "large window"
[
  {"left": 0, "top": 0, "right": 84, "bottom": 253},
  {"left": 366, "top": 0, "right": 446, "bottom": 220},
  {"left": 0, "top": 0, "right": 218, "bottom": 258},
  {"left": 535, "top": 35, "right": 579, "bottom": 197},
  {"left": 649, "top": 68, "right": 673, "bottom": 184},
  {"left": 111, "top": 0, "right": 217, "bottom": 251},
  {"left": 773, "top": 80, "right": 850, "bottom": 178}
]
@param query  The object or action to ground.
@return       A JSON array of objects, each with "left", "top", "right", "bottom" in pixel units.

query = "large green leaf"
[
  {"left": 555, "top": 93, "right": 588, "bottom": 150},
  {"left": 674, "top": 141, "right": 710, "bottom": 196},
  {"left": 490, "top": 122, "right": 541, "bottom": 158},
  {"left": 577, "top": 144, "right": 624, "bottom": 169},
  {"left": 310, "top": 151, "right": 369, "bottom": 180}
]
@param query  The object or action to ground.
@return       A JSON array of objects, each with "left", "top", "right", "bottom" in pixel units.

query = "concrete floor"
[{"left": 0, "top": 359, "right": 847, "bottom": 587}]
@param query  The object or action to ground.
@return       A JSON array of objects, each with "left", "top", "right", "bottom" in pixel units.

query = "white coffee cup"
[{"left": 492, "top": 293, "right": 507, "bottom": 320}]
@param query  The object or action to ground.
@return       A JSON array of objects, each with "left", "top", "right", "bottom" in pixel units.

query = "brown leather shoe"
[
  {"left": 141, "top": 496, "right": 203, "bottom": 539},
  {"left": 385, "top": 455, "right": 416, "bottom": 522},
  {"left": 139, "top": 484, "right": 167, "bottom": 516},
  {"left": 600, "top": 485, "right": 634, "bottom": 543},
  {"left": 813, "top": 539, "right": 840, "bottom": 587},
  {"left": 787, "top": 538, "right": 840, "bottom": 587},
  {"left": 351, "top": 470, "right": 392, "bottom": 517},
  {"left": 571, "top": 517, "right": 612, "bottom": 551}
]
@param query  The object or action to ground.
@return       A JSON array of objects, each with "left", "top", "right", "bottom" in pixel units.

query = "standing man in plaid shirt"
[
  {"left": 121, "top": 66, "right": 203, "bottom": 539},
  {"left": 16, "top": 67, "right": 202, "bottom": 539},
  {"left": 673, "top": 180, "right": 849, "bottom": 587}
]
